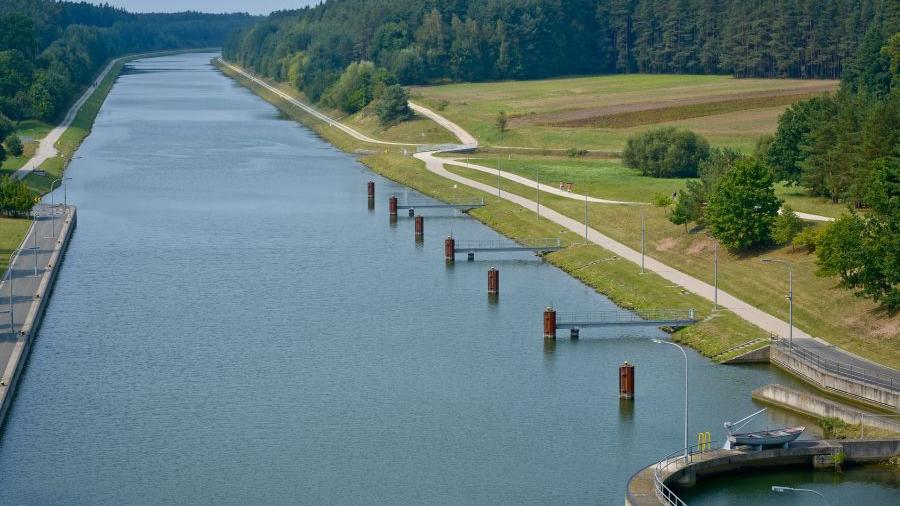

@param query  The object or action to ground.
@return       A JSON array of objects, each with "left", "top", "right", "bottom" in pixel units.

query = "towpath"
[{"left": 223, "top": 60, "right": 895, "bottom": 383}]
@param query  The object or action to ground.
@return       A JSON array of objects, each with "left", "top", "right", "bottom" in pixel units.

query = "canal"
[{"left": 0, "top": 53, "right": 893, "bottom": 504}]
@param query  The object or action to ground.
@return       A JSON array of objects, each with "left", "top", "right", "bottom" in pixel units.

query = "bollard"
[
  {"left": 444, "top": 236, "right": 455, "bottom": 262},
  {"left": 467, "top": 252, "right": 475, "bottom": 261},
  {"left": 488, "top": 267, "right": 499, "bottom": 294},
  {"left": 570, "top": 328, "right": 579, "bottom": 339},
  {"left": 367, "top": 181, "right": 375, "bottom": 199},
  {"left": 409, "top": 208, "right": 415, "bottom": 217},
  {"left": 389, "top": 196, "right": 398, "bottom": 216},
  {"left": 619, "top": 362, "right": 635, "bottom": 400},
  {"left": 415, "top": 216, "right": 424, "bottom": 237},
  {"left": 543, "top": 307, "right": 557, "bottom": 339}
]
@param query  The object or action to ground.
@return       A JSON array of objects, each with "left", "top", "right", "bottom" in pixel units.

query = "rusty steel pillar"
[
  {"left": 415, "top": 216, "right": 424, "bottom": 238},
  {"left": 487, "top": 267, "right": 499, "bottom": 294},
  {"left": 389, "top": 196, "right": 398, "bottom": 217},
  {"left": 444, "top": 236, "right": 455, "bottom": 262},
  {"left": 367, "top": 181, "right": 375, "bottom": 199},
  {"left": 619, "top": 362, "right": 635, "bottom": 400},
  {"left": 543, "top": 307, "right": 557, "bottom": 339}
]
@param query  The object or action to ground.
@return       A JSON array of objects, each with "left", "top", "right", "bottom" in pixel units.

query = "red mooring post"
[
  {"left": 367, "top": 181, "right": 375, "bottom": 199},
  {"left": 389, "top": 196, "right": 398, "bottom": 216},
  {"left": 488, "top": 267, "right": 499, "bottom": 294},
  {"left": 543, "top": 307, "right": 557, "bottom": 339},
  {"left": 415, "top": 215, "right": 424, "bottom": 237},
  {"left": 619, "top": 362, "right": 635, "bottom": 400},
  {"left": 444, "top": 236, "right": 456, "bottom": 262}
]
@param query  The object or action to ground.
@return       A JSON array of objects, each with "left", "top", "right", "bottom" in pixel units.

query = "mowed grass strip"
[
  {"left": 0, "top": 217, "right": 31, "bottom": 278},
  {"left": 412, "top": 74, "right": 838, "bottom": 152},
  {"left": 550, "top": 92, "right": 830, "bottom": 129},
  {"left": 446, "top": 164, "right": 899, "bottom": 368},
  {"left": 222, "top": 60, "right": 772, "bottom": 357}
]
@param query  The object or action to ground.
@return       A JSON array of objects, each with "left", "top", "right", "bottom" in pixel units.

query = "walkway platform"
[{"left": 556, "top": 309, "right": 696, "bottom": 329}]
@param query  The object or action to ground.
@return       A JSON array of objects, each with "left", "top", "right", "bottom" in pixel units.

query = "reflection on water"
[{"left": 0, "top": 52, "right": 893, "bottom": 505}]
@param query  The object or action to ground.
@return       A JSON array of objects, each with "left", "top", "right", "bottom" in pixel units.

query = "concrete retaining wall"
[
  {"left": 770, "top": 344, "right": 899, "bottom": 412},
  {"left": 0, "top": 207, "right": 77, "bottom": 427},
  {"left": 722, "top": 345, "right": 770, "bottom": 364},
  {"left": 753, "top": 384, "right": 900, "bottom": 434}
]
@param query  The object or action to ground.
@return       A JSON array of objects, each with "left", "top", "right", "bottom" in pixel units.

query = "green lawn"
[
  {"left": 1, "top": 120, "right": 54, "bottom": 178},
  {"left": 222, "top": 60, "right": 775, "bottom": 358},
  {"left": 410, "top": 74, "right": 838, "bottom": 153},
  {"left": 0, "top": 217, "right": 31, "bottom": 278},
  {"left": 460, "top": 155, "right": 850, "bottom": 219},
  {"left": 446, "top": 164, "right": 898, "bottom": 368}
]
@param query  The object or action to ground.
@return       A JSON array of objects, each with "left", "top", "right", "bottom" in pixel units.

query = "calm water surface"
[{"left": 0, "top": 53, "right": 895, "bottom": 504}]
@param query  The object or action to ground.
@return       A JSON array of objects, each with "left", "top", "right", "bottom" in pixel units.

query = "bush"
[
  {"left": 793, "top": 226, "right": 822, "bottom": 253},
  {"left": 374, "top": 84, "right": 412, "bottom": 126},
  {"left": 566, "top": 147, "right": 587, "bottom": 158},
  {"left": 772, "top": 205, "right": 804, "bottom": 247},
  {"left": 622, "top": 127, "right": 710, "bottom": 178},
  {"left": 495, "top": 110, "right": 508, "bottom": 134},
  {"left": 5, "top": 133, "right": 23, "bottom": 157},
  {"left": 706, "top": 158, "right": 782, "bottom": 250},
  {"left": 651, "top": 192, "right": 673, "bottom": 208}
]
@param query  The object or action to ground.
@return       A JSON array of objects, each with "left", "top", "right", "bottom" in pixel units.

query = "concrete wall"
[
  {"left": 840, "top": 439, "right": 900, "bottom": 463},
  {"left": 753, "top": 384, "right": 900, "bottom": 434},
  {"left": 722, "top": 345, "right": 770, "bottom": 364},
  {"left": 0, "top": 207, "right": 77, "bottom": 427},
  {"left": 770, "top": 345, "right": 899, "bottom": 412}
]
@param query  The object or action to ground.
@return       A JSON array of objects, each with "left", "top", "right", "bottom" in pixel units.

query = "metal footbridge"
[
  {"left": 397, "top": 198, "right": 485, "bottom": 211},
  {"left": 450, "top": 238, "right": 563, "bottom": 258},
  {"left": 556, "top": 309, "right": 697, "bottom": 329}
]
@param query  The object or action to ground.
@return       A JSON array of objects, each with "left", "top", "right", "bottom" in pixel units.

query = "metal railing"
[
  {"left": 653, "top": 442, "right": 718, "bottom": 506},
  {"left": 556, "top": 309, "right": 696, "bottom": 326},
  {"left": 772, "top": 340, "right": 898, "bottom": 392},
  {"left": 453, "top": 238, "right": 562, "bottom": 251}
]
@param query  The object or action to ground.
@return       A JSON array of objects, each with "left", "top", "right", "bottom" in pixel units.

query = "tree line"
[
  {"left": 224, "top": 0, "right": 896, "bottom": 105},
  {"left": 0, "top": 0, "right": 256, "bottom": 122}
]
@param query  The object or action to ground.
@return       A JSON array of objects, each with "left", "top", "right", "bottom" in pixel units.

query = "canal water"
[{"left": 0, "top": 53, "right": 894, "bottom": 504}]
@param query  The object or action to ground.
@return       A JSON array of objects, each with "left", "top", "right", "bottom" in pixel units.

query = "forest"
[
  {"left": 0, "top": 0, "right": 255, "bottom": 122},
  {"left": 224, "top": 0, "right": 897, "bottom": 102}
]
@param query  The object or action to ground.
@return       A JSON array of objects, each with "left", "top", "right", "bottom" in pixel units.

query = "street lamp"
[
  {"left": 706, "top": 234, "right": 718, "bottom": 310},
  {"left": 28, "top": 211, "right": 40, "bottom": 277},
  {"left": 761, "top": 258, "right": 793, "bottom": 345},
  {"left": 47, "top": 178, "right": 64, "bottom": 239},
  {"left": 772, "top": 486, "right": 829, "bottom": 505},
  {"left": 3, "top": 248, "right": 23, "bottom": 332},
  {"left": 640, "top": 207, "right": 645, "bottom": 274},
  {"left": 535, "top": 167, "right": 541, "bottom": 218},
  {"left": 62, "top": 176, "right": 72, "bottom": 208},
  {"left": 653, "top": 338, "right": 689, "bottom": 461}
]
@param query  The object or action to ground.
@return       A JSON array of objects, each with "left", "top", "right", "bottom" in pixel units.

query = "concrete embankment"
[
  {"left": 0, "top": 206, "right": 77, "bottom": 428},
  {"left": 770, "top": 343, "right": 899, "bottom": 412},
  {"left": 753, "top": 384, "right": 900, "bottom": 434},
  {"left": 625, "top": 438, "right": 900, "bottom": 506}
]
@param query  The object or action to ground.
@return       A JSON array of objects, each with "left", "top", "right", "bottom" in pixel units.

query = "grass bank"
[
  {"left": 445, "top": 164, "right": 897, "bottom": 368},
  {"left": 217, "top": 59, "right": 779, "bottom": 359}
]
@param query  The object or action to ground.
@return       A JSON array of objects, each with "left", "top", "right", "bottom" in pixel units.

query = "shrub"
[
  {"left": 566, "top": 147, "right": 587, "bottom": 158},
  {"left": 5, "top": 133, "right": 23, "bottom": 157},
  {"left": 374, "top": 84, "right": 412, "bottom": 126},
  {"left": 622, "top": 127, "right": 710, "bottom": 178},
  {"left": 772, "top": 205, "right": 804, "bottom": 247},
  {"left": 495, "top": 110, "right": 508, "bottom": 134},
  {"left": 706, "top": 158, "right": 782, "bottom": 250},
  {"left": 793, "top": 226, "right": 823, "bottom": 253},
  {"left": 651, "top": 192, "right": 673, "bottom": 208}
]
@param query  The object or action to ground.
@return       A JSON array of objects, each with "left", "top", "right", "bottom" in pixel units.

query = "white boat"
[{"left": 723, "top": 408, "right": 805, "bottom": 450}]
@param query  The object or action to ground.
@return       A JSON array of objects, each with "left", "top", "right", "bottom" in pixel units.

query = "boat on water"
[{"left": 723, "top": 408, "right": 805, "bottom": 450}]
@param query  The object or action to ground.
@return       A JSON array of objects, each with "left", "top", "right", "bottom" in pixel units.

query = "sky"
[{"left": 94, "top": 1, "right": 320, "bottom": 16}]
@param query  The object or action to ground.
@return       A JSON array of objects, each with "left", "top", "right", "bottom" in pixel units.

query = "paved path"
[
  {"left": 221, "top": 62, "right": 896, "bottom": 383},
  {"left": 14, "top": 58, "right": 124, "bottom": 180},
  {"left": 0, "top": 205, "right": 70, "bottom": 393}
]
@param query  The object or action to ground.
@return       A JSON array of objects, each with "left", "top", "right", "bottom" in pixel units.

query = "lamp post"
[
  {"left": 707, "top": 234, "right": 718, "bottom": 310},
  {"left": 761, "top": 258, "right": 793, "bottom": 345},
  {"left": 653, "top": 338, "right": 689, "bottom": 461},
  {"left": 640, "top": 207, "right": 645, "bottom": 274},
  {"left": 47, "top": 178, "right": 64, "bottom": 239},
  {"left": 584, "top": 193, "right": 589, "bottom": 244},
  {"left": 4, "top": 248, "right": 23, "bottom": 332},
  {"left": 29, "top": 212, "right": 39, "bottom": 277},
  {"left": 535, "top": 167, "right": 541, "bottom": 219},
  {"left": 771, "top": 486, "right": 829, "bottom": 505},
  {"left": 62, "top": 176, "right": 72, "bottom": 208}
]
